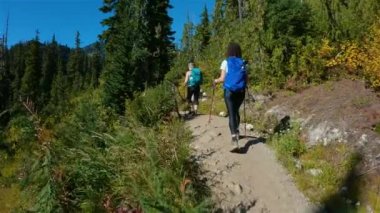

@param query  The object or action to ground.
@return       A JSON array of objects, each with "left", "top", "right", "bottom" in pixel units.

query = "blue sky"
[{"left": 0, "top": 0, "right": 214, "bottom": 48}]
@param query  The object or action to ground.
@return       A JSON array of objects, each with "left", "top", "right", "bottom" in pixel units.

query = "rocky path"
[{"left": 188, "top": 115, "right": 316, "bottom": 213}]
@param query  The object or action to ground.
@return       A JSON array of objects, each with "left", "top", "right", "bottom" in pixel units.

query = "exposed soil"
[
  {"left": 187, "top": 115, "right": 316, "bottom": 212},
  {"left": 265, "top": 79, "right": 380, "bottom": 173},
  {"left": 186, "top": 79, "right": 380, "bottom": 212}
]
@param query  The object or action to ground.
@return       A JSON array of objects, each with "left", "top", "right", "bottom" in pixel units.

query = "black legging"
[
  {"left": 224, "top": 89, "right": 245, "bottom": 135},
  {"left": 187, "top": 85, "right": 200, "bottom": 105}
]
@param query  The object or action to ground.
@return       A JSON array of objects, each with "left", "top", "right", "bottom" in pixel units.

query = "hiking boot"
[
  {"left": 231, "top": 134, "right": 239, "bottom": 149},
  {"left": 189, "top": 110, "right": 196, "bottom": 116}
]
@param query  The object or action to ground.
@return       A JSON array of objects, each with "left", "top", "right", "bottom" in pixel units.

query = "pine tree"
[
  {"left": 181, "top": 16, "right": 195, "bottom": 53},
  {"left": 89, "top": 42, "right": 103, "bottom": 88},
  {"left": 225, "top": 0, "right": 239, "bottom": 22},
  {"left": 145, "top": 0, "right": 174, "bottom": 84},
  {"left": 212, "top": 0, "right": 225, "bottom": 35},
  {"left": 0, "top": 35, "right": 10, "bottom": 114},
  {"left": 20, "top": 31, "right": 42, "bottom": 101},
  {"left": 39, "top": 35, "right": 58, "bottom": 105},
  {"left": 8, "top": 43, "right": 26, "bottom": 103},
  {"left": 67, "top": 31, "right": 85, "bottom": 94},
  {"left": 194, "top": 6, "right": 211, "bottom": 52},
  {"left": 48, "top": 57, "right": 67, "bottom": 113},
  {"left": 100, "top": 0, "right": 173, "bottom": 112}
]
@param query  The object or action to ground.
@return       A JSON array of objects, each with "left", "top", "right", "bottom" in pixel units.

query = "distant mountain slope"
[{"left": 82, "top": 41, "right": 104, "bottom": 56}]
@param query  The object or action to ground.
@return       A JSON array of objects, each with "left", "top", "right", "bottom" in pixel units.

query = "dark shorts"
[{"left": 187, "top": 85, "right": 200, "bottom": 105}]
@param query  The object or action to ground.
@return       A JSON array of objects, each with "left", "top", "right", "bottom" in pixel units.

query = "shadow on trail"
[
  {"left": 313, "top": 153, "right": 368, "bottom": 213},
  {"left": 181, "top": 113, "right": 204, "bottom": 121},
  {"left": 231, "top": 137, "right": 266, "bottom": 154},
  {"left": 186, "top": 153, "right": 213, "bottom": 207}
]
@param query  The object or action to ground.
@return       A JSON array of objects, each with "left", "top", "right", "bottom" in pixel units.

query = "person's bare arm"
[
  {"left": 184, "top": 71, "right": 190, "bottom": 85},
  {"left": 214, "top": 69, "right": 226, "bottom": 84}
]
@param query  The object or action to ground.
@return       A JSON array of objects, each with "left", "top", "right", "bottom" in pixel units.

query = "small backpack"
[
  {"left": 224, "top": 57, "right": 247, "bottom": 92},
  {"left": 188, "top": 68, "right": 202, "bottom": 87}
]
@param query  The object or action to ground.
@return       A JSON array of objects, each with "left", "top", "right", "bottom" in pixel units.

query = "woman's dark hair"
[{"left": 226, "top": 42, "right": 242, "bottom": 58}]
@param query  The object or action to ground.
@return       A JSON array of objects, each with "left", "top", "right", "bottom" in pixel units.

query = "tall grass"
[{"left": 18, "top": 87, "right": 210, "bottom": 211}]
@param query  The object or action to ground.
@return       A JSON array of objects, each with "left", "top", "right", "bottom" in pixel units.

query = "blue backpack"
[
  {"left": 188, "top": 68, "right": 202, "bottom": 87},
  {"left": 224, "top": 57, "right": 247, "bottom": 92}
]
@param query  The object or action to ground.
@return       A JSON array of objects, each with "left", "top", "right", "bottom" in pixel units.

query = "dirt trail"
[{"left": 188, "top": 115, "right": 316, "bottom": 212}]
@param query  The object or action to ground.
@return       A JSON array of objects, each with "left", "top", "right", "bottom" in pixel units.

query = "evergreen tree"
[
  {"left": 48, "top": 57, "right": 67, "bottom": 113},
  {"left": 212, "top": 0, "right": 225, "bottom": 35},
  {"left": 67, "top": 31, "right": 85, "bottom": 94},
  {"left": 181, "top": 16, "right": 195, "bottom": 53},
  {"left": 8, "top": 43, "right": 26, "bottom": 103},
  {"left": 100, "top": 0, "right": 173, "bottom": 112},
  {"left": 89, "top": 43, "right": 103, "bottom": 88},
  {"left": 0, "top": 36, "right": 10, "bottom": 115},
  {"left": 20, "top": 32, "right": 42, "bottom": 102},
  {"left": 306, "top": 0, "right": 380, "bottom": 40},
  {"left": 225, "top": 0, "right": 239, "bottom": 22},
  {"left": 145, "top": 0, "right": 174, "bottom": 84},
  {"left": 39, "top": 35, "right": 59, "bottom": 105},
  {"left": 194, "top": 6, "right": 211, "bottom": 52}
]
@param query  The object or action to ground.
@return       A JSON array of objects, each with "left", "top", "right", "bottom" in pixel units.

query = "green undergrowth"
[
  {"left": 374, "top": 123, "right": 380, "bottom": 134},
  {"left": 0, "top": 115, "right": 37, "bottom": 211},
  {"left": 266, "top": 122, "right": 374, "bottom": 211},
  {"left": 0, "top": 151, "right": 21, "bottom": 212},
  {"left": 0, "top": 86, "right": 211, "bottom": 211}
]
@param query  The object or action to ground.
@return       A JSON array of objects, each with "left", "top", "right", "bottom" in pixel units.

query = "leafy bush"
[
  {"left": 5, "top": 115, "right": 35, "bottom": 150},
  {"left": 126, "top": 83, "right": 176, "bottom": 127},
  {"left": 323, "top": 22, "right": 380, "bottom": 90},
  {"left": 362, "top": 23, "right": 380, "bottom": 90},
  {"left": 55, "top": 90, "right": 116, "bottom": 148},
  {"left": 270, "top": 123, "right": 306, "bottom": 161}
]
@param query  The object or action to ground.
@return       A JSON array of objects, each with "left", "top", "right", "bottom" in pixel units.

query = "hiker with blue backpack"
[
  {"left": 214, "top": 43, "right": 248, "bottom": 149},
  {"left": 184, "top": 62, "right": 203, "bottom": 115}
]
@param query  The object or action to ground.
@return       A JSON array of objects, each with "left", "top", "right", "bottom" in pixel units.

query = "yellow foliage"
[
  {"left": 322, "top": 22, "right": 380, "bottom": 89},
  {"left": 318, "top": 38, "right": 335, "bottom": 58},
  {"left": 362, "top": 22, "right": 380, "bottom": 89},
  {"left": 319, "top": 23, "right": 380, "bottom": 88},
  {"left": 326, "top": 41, "right": 364, "bottom": 74}
]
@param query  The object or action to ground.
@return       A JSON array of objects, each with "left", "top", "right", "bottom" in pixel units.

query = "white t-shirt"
[{"left": 220, "top": 60, "right": 228, "bottom": 73}]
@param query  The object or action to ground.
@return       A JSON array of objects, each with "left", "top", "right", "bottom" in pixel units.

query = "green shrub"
[
  {"left": 269, "top": 123, "right": 306, "bottom": 166},
  {"left": 55, "top": 91, "right": 116, "bottom": 148},
  {"left": 126, "top": 83, "right": 176, "bottom": 127},
  {"left": 5, "top": 115, "right": 35, "bottom": 150}
]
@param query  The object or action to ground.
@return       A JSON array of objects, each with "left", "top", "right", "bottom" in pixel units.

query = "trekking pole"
[
  {"left": 166, "top": 80, "right": 186, "bottom": 102},
  {"left": 244, "top": 87, "right": 247, "bottom": 136},
  {"left": 208, "top": 82, "right": 216, "bottom": 124},
  {"left": 246, "top": 88, "right": 256, "bottom": 103}
]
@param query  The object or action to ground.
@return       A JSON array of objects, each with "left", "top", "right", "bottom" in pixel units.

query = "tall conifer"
[
  {"left": 20, "top": 31, "right": 42, "bottom": 101},
  {"left": 100, "top": 0, "right": 173, "bottom": 112},
  {"left": 39, "top": 35, "right": 58, "bottom": 105}
]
